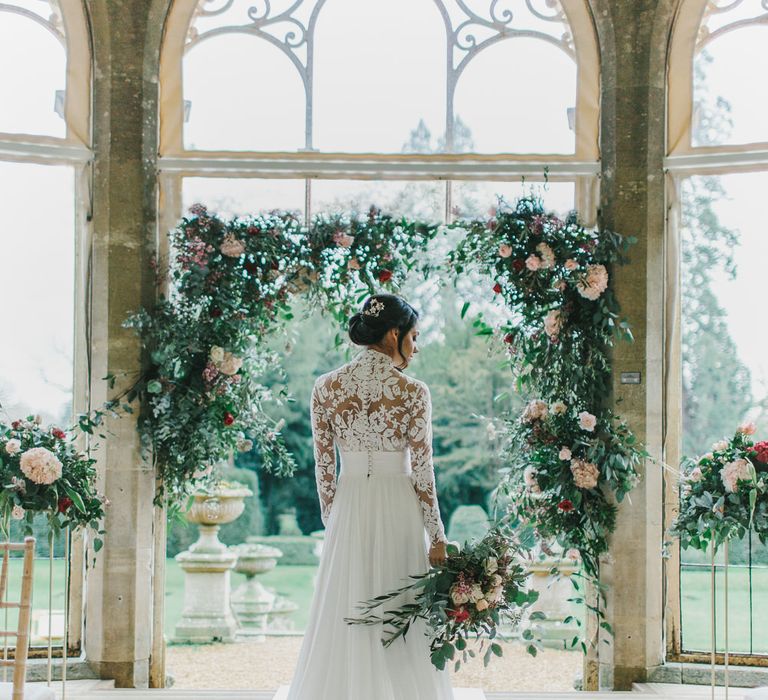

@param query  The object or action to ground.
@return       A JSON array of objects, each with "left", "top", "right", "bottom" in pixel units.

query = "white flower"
[
  {"left": 543, "top": 309, "right": 563, "bottom": 339},
  {"left": 487, "top": 586, "right": 503, "bottom": 603},
  {"left": 19, "top": 447, "right": 62, "bottom": 485},
  {"left": 450, "top": 585, "right": 470, "bottom": 605},
  {"left": 578, "top": 411, "right": 597, "bottom": 432},
  {"left": 576, "top": 264, "right": 609, "bottom": 301},
  {"left": 525, "top": 255, "right": 542, "bottom": 272},
  {"left": 523, "top": 466, "right": 539, "bottom": 488},
  {"left": 210, "top": 346, "right": 225, "bottom": 363},
  {"left": 218, "top": 351, "right": 243, "bottom": 376},
  {"left": 536, "top": 242, "right": 556, "bottom": 269},
  {"left": 475, "top": 598, "right": 490, "bottom": 611},
  {"left": 551, "top": 401, "right": 567, "bottom": 415},
  {"left": 522, "top": 399, "right": 548, "bottom": 423},
  {"left": 566, "top": 548, "right": 581, "bottom": 561},
  {"left": 485, "top": 557, "right": 498, "bottom": 574},
  {"left": 559, "top": 447, "right": 572, "bottom": 461},
  {"left": 11, "top": 505, "right": 24, "bottom": 521},
  {"left": 469, "top": 584, "right": 484, "bottom": 602},
  {"left": 712, "top": 440, "right": 729, "bottom": 452},
  {"left": 220, "top": 233, "right": 245, "bottom": 257},
  {"left": 5, "top": 439, "right": 21, "bottom": 455},
  {"left": 236, "top": 439, "right": 254, "bottom": 453},
  {"left": 564, "top": 259, "right": 579, "bottom": 271},
  {"left": 720, "top": 458, "right": 753, "bottom": 493},
  {"left": 688, "top": 466, "right": 703, "bottom": 482}
]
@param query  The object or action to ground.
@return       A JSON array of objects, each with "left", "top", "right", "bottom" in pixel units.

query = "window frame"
[{"left": 0, "top": 0, "right": 93, "bottom": 659}]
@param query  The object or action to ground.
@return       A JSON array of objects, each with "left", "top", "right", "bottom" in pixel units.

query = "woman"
[{"left": 285, "top": 293, "right": 455, "bottom": 699}]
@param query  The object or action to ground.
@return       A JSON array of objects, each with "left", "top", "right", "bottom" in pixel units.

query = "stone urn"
[
  {"left": 230, "top": 542, "right": 284, "bottom": 640},
  {"left": 524, "top": 543, "right": 581, "bottom": 649},
  {"left": 172, "top": 484, "right": 253, "bottom": 643}
]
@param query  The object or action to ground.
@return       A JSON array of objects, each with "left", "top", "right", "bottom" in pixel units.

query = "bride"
[{"left": 285, "top": 293, "right": 455, "bottom": 699}]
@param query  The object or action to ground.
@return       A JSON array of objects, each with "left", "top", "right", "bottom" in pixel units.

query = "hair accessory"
[{"left": 363, "top": 298, "right": 385, "bottom": 318}]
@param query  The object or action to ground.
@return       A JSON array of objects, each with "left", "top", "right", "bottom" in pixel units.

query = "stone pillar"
[
  {"left": 590, "top": 0, "right": 680, "bottom": 689},
  {"left": 84, "top": 0, "right": 162, "bottom": 687}
]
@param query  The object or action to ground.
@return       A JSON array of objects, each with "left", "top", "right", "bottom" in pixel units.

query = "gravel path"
[{"left": 167, "top": 637, "right": 581, "bottom": 692}]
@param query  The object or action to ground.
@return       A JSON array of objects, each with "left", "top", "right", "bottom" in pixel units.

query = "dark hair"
[{"left": 348, "top": 294, "right": 419, "bottom": 359}]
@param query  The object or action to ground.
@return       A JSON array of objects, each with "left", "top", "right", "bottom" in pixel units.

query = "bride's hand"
[{"left": 429, "top": 541, "right": 447, "bottom": 567}]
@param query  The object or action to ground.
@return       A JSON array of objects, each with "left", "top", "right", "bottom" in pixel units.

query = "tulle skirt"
[{"left": 285, "top": 449, "right": 455, "bottom": 700}]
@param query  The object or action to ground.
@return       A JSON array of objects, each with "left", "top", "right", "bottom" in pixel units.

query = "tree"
[{"left": 681, "top": 50, "right": 753, "bottom": 456}]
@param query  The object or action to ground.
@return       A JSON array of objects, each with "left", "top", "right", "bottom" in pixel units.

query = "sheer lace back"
[{"left": 310, "top": 346, "right": 448, "bottom": 545}]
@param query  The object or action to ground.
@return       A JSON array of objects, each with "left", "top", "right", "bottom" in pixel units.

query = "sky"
[{"left": 1, "top": 0, "right": 767, "bottom": 425}]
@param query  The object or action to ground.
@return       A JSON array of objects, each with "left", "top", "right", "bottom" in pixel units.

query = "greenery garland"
[{"left": 115, "top": 196, "right": 641, "bottom": 573}]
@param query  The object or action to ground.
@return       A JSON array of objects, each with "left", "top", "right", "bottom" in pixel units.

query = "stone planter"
[
  {"left": 230, "top": 542, "right": 284, "bottom": 641},
  {"left": 172, "top": 486, "right": 253, "bottom": 644}
]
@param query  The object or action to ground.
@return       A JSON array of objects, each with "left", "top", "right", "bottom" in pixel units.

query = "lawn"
[{"left": 5, "top": 557, "right": 766, "bottom": 656}]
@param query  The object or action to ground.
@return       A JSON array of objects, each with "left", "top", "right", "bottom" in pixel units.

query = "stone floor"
[{"left": 164, "top": 636, "right": 582, "bottom": 692}]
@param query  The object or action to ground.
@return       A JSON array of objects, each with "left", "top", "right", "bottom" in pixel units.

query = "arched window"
[
  {"left": 667, "top": 0, "right": 768, "bottom": 663},
  {"left": 159, "top": 0, "right": 600, "bottom": 226},
  {"left": 0, "top": 0, "right": 91, "bottom": 654}
]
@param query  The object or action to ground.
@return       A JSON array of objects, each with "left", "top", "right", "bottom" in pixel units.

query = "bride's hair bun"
[{"left": 347, "top": 294, "right": 419, "bottom": 356}]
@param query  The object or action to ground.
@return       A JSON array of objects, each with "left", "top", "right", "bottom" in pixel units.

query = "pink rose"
[
  {"left": 333, "top": 230, "right": 355, "bottom": 248},
  {"left": 578, "top": 411, "right": 597, "bottom": 432},
  {"left": 576, "top": 264, "right": 609, "bottom": 301},
  {"left": 525, "top": 255, "right": 542, "bottom": 272},
  {"left": 19, "top": 447, "right": 62, "bottom": 485},
  {"left": 738, "top": 421, "right": 757, "bottom": 436},
  {"left": 498, "top": 244, "right": 513, "bottom": 258},
  {"left": 564, "top": 259, "right": 579, "bottom": 271},
  {"left": 544, "top": 309, "right": 562, "bottom": 339},
  {"left": 559, "top": 447, "right": 572, "bottom": 461},
  {"left": 536, "top": 242, "right": 555, "bottom": 269},
  {"left": 220, "top": 234, "right": 245, "bottom": 258},
  {"left": 720, "top": 458, "right": 753, "bottom": 493},
  {"left": 570, "top": 458, "right": 600, "bottom": 489},
  {"left": 347, "top": 257, "right": 361, "bottom": 270},
  {"left": 688, "top": 466, "right": 703, "bottom": 482}
]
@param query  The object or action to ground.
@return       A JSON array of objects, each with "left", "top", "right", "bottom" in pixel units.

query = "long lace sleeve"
[
  {"left": 407, "top": 382, "right": 448, "bottom": 546},
  {"left": 311, "top": 380, "right": 337, "bottom": 527}
]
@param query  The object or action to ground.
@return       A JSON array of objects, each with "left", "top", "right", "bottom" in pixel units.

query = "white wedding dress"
[{"left": 284, "top": 345, "right": 455, "bottom": 700}]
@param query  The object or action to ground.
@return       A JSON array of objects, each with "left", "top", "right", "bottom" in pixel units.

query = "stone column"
[
  {"left": 590, "top": 0, "right": 681, "bottom": 689},
  {"left": 84, "top": 0, "right": 162, "bottom": 687}
]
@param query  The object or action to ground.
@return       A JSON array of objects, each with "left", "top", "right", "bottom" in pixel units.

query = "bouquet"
[
  {"left": 0, "top": 416, "right": 106, "bottom": 547},
  {"left": 670, "top": 422, "right": 768, "bottom": 551},
  {"left": 344, "top": 523, "right": 541, "bottom": 671}
]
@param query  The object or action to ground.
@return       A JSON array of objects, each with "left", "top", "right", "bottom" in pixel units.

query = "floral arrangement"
[
  {"left": 117, "top": 204, "right": 439, "bottom": 501},
  {"left": 670, "top": 422, "right": 768, "bottom": 551},
  {"left": 344, "top": 523, "right": 541, "bottom": 671},
  {"left": 445, "top": 197, "right": 644, "bottom": 576},
  {"left": 0, "top": 417, "right": 106, "bottom": 546}
]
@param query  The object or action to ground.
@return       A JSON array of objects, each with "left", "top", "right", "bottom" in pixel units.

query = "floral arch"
[{"left": 123, "top": 196, "right": 642, "bottom": 578}]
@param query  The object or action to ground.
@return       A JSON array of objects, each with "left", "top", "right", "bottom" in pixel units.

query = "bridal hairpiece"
[{"left": 363, "top": 298, "right": 385, "bottom": 318}]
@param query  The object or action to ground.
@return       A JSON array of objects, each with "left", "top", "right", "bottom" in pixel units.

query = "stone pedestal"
[
  {"left": 526, "top": 554, "right": 581, "bottom": 649},
  {"left": 230, "top": 542, "right": 283, "bottom": 641},
  {"left": 172, "top": 487, "right": 252, "bottom": 643}
]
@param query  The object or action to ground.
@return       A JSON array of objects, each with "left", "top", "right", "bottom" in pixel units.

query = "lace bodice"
[{"left": 310, "top": 346, "right": 448, "bottom": 546}]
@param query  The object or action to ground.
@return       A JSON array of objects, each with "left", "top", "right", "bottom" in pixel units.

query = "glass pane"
[
  {"left": 310, "top": 179, "right": 444, "bottom": 222},
  {"left": 0, "top": 4, "right": 66, "bottom": 137},
  {"left": 693, "top": 3, "right": 768, "bottom": 147},
  {"left": 0, "top": 162, "right": 74, "bottom": 424},
  {"left": 452, "top": 181, "right": 575, "bottom": 219},
  {"left": 454, "top": 38, "right": 576, "bottom": 154},
  {"left": 680, "top": 172, "right": 768, "bottom": 654},
  {"left": 183, "top": 34, "right": 306, "bottom": 151},
  {"left": 313, "top": 0, "right": 445, "bottom": 153},
  {"left": 182, "top": 178, "right": 306, "bottom": 219}
]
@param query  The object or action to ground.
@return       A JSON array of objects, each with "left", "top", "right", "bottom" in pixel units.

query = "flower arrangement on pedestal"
[
  {"left": 0, "top": 416, "right": 106, "bottom": 547},
  {"left": 671, "top": 422, "right": 768, "bottom": 550}
]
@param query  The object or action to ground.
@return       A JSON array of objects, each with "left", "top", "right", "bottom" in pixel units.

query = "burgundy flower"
[
  {"left": 223, "top": 412, "right": 235, "bottom": 426},
  {"left": 244, "top": 262, "right": 260, "bottom": 274},
  {"left": 378, "top": 269, "right": 393, "bottom": 283},
  {"left": 51, "top": 428, "right": 67, "bottom": 440},
  {"left": 11, "top": 420, "right": 21, "bottom": 430},
  {"left": 512, "top": 259, "right": 525, "bottom": 273},
  {"left": 558, "top": 499, "right": 575, "bottom": 512},
  {"left": 246, "top": 226, "right": 259, "bottom": 236},
  {"left": 57, "top": 497, "right": 73, "bottom": 514},
  {"left": 270, "top": 261, "right": 280, "bottom": 270},
  {"left": 448, "top": 607, "right": 470, "bottom": 623},
  {"left": 210, "top": 307, "right": 223, "bottom": 318},
  {"left": 503, "top": 333, "right": 514, "bottom": 344},
  {"left": 493, "top": 282, "right": 502, "bottom": 294}
]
